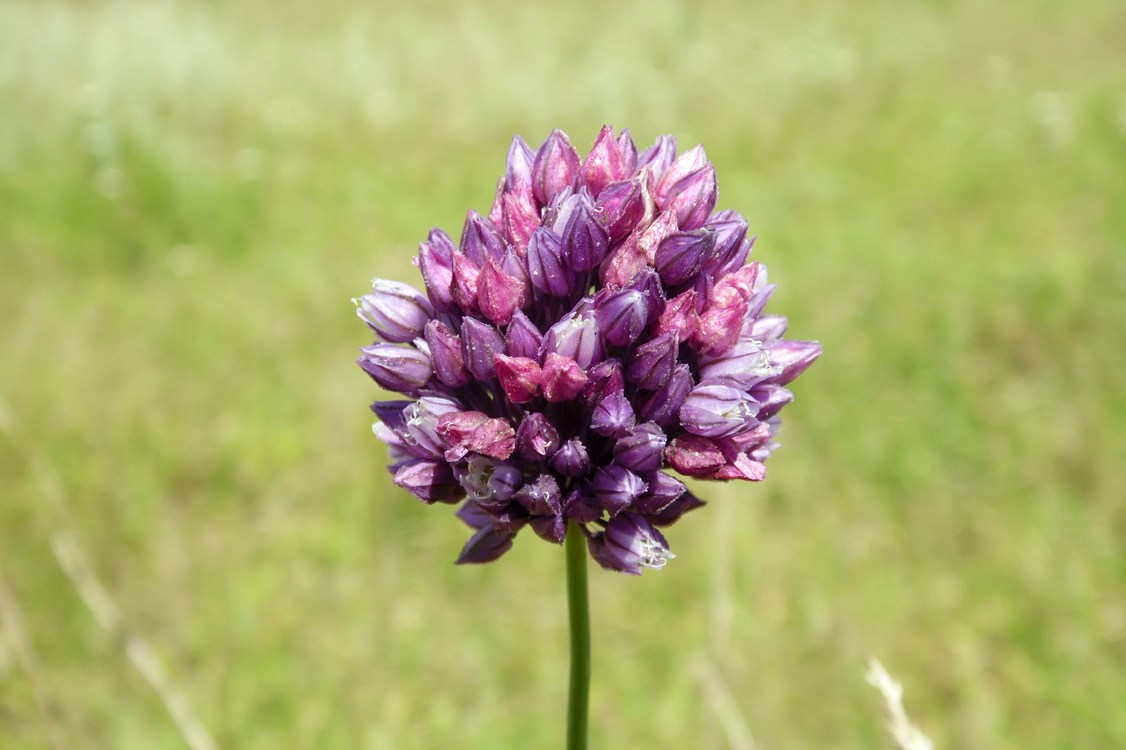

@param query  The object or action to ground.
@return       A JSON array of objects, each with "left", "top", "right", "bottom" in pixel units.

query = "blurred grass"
[{"left": 1, "top": 0, "right": 1124, "bottom": 747}]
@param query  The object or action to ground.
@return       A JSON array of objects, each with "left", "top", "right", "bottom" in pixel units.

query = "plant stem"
[{"left": 565, "top": 521, "right": 590, "bottom": 750}]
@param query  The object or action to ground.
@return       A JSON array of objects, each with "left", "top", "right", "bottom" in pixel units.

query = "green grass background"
[{"left": 2, "top": 0, "right": 1124, "bottom": 747}]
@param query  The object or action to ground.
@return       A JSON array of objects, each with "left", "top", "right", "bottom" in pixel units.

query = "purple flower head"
[{"left": 357, "top": 127, "right": 819, "bottom": 573}]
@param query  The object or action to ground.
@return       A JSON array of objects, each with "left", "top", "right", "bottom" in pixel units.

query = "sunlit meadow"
[{"left": 1, "top": 0, "right": 1124, "bottom": 748}]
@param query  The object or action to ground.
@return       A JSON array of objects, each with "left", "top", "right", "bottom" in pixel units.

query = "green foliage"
[{"left": 1, "top": 0, "right": 1124, "bottom": 747}]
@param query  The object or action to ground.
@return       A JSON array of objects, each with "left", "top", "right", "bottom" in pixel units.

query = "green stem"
[{"left": 565, "top": 521, "right": 590, "bottom": 750}]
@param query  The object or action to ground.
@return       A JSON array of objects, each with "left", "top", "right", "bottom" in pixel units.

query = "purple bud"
[
  {"left": 665, "top": 434, "right": 725, "bottom": 477},
  {"left": 590, "top": 387, "right": 635, "bottom": 438},
  {"left": 478, "top": 256, "right": 526, "bottom": 327},
  {"left": 595, "top": 288, "right": 650, "bottom": 346},
  {"left": 701, "top": 212, "right": 749, "bottom": 276},
  {"left": 616, "top": 129, "right": 639, "bottom": 173},
  {"left": 526, "top": 227, "right": 573, "bottom": 297},
  {"left": 595, "top": 177, "right": 651, "bottom": 242},
  {"left": 490, "top": 502, "right": 531, "bottom": 533},
  {"left": 502, "top": 192, "right": 539, "bottom": 254},
  {"left": 655, "top": 229, "right": 716, "bottom": 286},
  {"left": 543, "top": 308, "right": 603, "bottom": 369},
  {"left": 460, "top": 210, "right": 507, "bottom": 265},
  {"left": 625, "top": 332, "right": 679, "bottom": 390},
  {"left": 358, "top": 343, "right": 432, "bottom": 393},
  {"left": 580, "top": 125, "right": 628, "bottom": 198},
  {"left": 649, "top": 490, "right": 705, "bottom": 527},
  {"left": 561, "top": 198, "right": 610, "bottom": 272},
  {"left": 549, "top": 438, "right": 591, "bottom": 477},
  {"left": 654, "top": 289, "right": 698, "bottom": 343},
  {"left": 563, "top": 483, "right": 602, "bottom": 523},
  {"left": 371, "top": 399, "right": 412, "bottom": 434},
  {"left": 749, "top": 383, "right": 794, "bottom": 419},
  {"left": 637, "top": 135, "right": 678, "bottom": 181},
  {"left": 394, "top": 460, "right": 466, "bottom": 504},
  {"left": 766, "top": 340, "right": 823, "bottom": 385},
  {"left": 697, "top": 337, "right": 777, "bottom": 389},
  {"left": 581, "top": 359, "right": 625, "bottom": 402},
  {"left": 460, "top": 317, "right": 506, "bottom": 382},
  {"left": 532, "top": 129, "right": 580, "bottom": 205},
  {"left": 588, "top": 513, "right": 673, "bottom": 574},
  {"left": 540, "top": 352, "right": 589, "bottom": 403},
  {"left": 450, "top": 253, "right": 481, "bottom": 313},
  {"left": 591, "top": 465, "right": 647, "bottom": 516},
  {"left": 424, "top": 320, "right": 470, "bottom": 387},
  {"left": 355, "top": 279, "right": 434, "bottom": 343},
  {"left": 494, "top": 354, "right": 541, "bottom": 404},
  {"left": 632, "top": 472, "right": 687, "bottom": 515},
  {"left": 531, "top": 514, "right": 568, "bottom": 545},
  {"left": 655, "top": 144, "right": 708, "bottom": 204},
  {"left": 505, "top": 135, "right": 536, "bottom": 194},
  {"left": 693, "top": 295, "right": 747, "bottom": 357},
  {"left": 456, "top": 526, "right": 514, "bottom": 564},
  {"left": 663, "top": 164, "right": 717, "bottom": 230},
  {"left": 748, "top": 314, "right": 788, "bottom": 342},
  {"left": 416, "top": 229, "right": 456, "bottom": 311},
  {"left": 515, "top": 412, "right": 560, "bottom": 462},
  {"left": 679, "top": 383, "right": 760, "bottom": 438},
  {"left": 638, "top": 364, "right": 694, "bottom": 427},
  {"left": 613, "top": 422, "right": 667, "bottom": 473},
  {"left": 456, "top": 500, "right": 492, "bottom": 530},
  {"left": 505, "top": 310, "right": 544, "bottom": 358},
  {"left": 515, "top": 474, "right": 563, "bottom": 515}
]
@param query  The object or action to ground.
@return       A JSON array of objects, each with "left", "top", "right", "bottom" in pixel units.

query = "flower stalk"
[{"left": 565, "top": 521, "right": 591, "bottom": 750}]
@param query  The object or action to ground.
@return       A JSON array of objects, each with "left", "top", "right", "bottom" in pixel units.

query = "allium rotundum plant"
[{"left": 356, "top": 127, "right": 820, "bottom": 748}]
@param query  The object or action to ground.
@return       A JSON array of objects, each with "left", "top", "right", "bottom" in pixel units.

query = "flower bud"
[
  {"left": 749, "top": 383, "right": 794, "bottom": 419},
  {"left": 515, "top": 412, "right": 560, "bottom": 461},
  {"left": 438, "top": 411, "right": 516, "bottom": 461},
  {"left": 613, "top": 422, "right": 667, "bottom": 473},
  {"left": 505, "top": 135, "right": 536, "bottom": 195},
  {"left": 590, "top": 386, "right": 635, "bottom": 438},
  {"left": 616, "top": 129, "right": 639, "bottom": 174},
  {"left": 416, "top": 229, "right": 456, "bottom": 311},
  {"left": 700, "top": 212, "right": 749, "bottom": 276},
  {"left": 654, "top": 289, "right": 698, "bottom": 343},
  {"left": 494, "top": 354, "right": 542, "bottom": 404},
  {"left": 424, "top": 320, "right": 470, "bottom": 387},
  {"left": 355, "top": 279, "right": 434, "bottom": 343},
  {"left": 637, "top": 135, "right": 678, "bottom": 182},
  {"left": 526, "top": 227, "right": 573, "bottom": 297},
  {"left": 543, "top": 309, "right": 603, "bottom": 369},
  {"left": 531, "top": 514, "right": 567, "bottom": 545},
  {"left": 456, "top": 527, "right": 514, "bottom": 564},
  {"left": 460, "top": 210, "right": 507, "bottom": 265},
  {"left": 505, "top": 310, "right": 544, "bottom": 359},
  {"left": 358, "top": 343, "right": 432, "bottom": 393},
  {"left": 655, "top": 144, "right": 708, "bottom": 204},
  {"left": 532, "top": 129, "right": 580, "bottom": 205},
  {"left": 502, "top": 192, "right": 539, "bottom": 254},
  {"left": 631, "top": 472, "right": 687, "bottom": 515},
  {"left": 515, "top": 473, "right": 563, "bottom": 516},
  {"left": 625, "top": 332, "right": 679, "bottom": 390},
  {"left": 662, "top": 164, "right": 716, "bottom": 230},
  {"left": 588, "top": 513, "right": 673, "bottom": 575},
  {"left": 404, "top": 395, "right": 461, "bottom": 457},
  {"left": 563, "top": 483, "right": 602, "bottom": 523},
  {"left": 655, "top": 229, "right": 716, "bottom": 287},
  {"left": 460, "top": 317, "right": 506, "bottom": 382},
  {"left": 580, "top": 125, "right": 628, "bottom": 198},
  {"left": 697, "top": 337, "right": 777, "bottom": 389},
  {"left": 540, "top": 352, "right": 589, "bottom": 402},
  {"left": 765, "top": 340, "right": 823, "bottom": 385},
  {"left": 450, "top": 252, "right": 481, "bottom": 313},
  {"left": 549, "top": 438, "right": 591, "bottom": 477},
  {"left": 393, "top": 460, "right": 466, "bottom": 504},
  {"left": 679, "top": 383, "right": 759, "bottom": 438},
  {"left": 595, "top": 288, "right": 650, "bottom": 347},
  {"left": 561, "top": 198, "right": 610, "bottom": 272},
  {"left": 478, "top": 256, "right": 526, "bottom": 327},
  {"left": 596, "top": 177, "right": 651, "bottom": 242},
  {"left": 638, "top": 364, "right": 694, "bottom": 427},
  {"left": 648, "top": 490, "right": 705, "bottom": 527},
  {"left": 591, "top": 465, "right": 647, "bottom": 516}
]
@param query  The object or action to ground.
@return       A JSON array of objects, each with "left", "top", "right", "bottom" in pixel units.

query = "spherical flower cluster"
[{"left": 357, "top": 127, "right": 820, "bottom": 574}]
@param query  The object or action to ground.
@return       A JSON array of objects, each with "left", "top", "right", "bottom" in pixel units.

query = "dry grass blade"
[
  {"left": 694, "top": 657, "right": 757, "bottom": 750},
  {"left": 866, "top": 656, "right": 935, "bottom": 750}
]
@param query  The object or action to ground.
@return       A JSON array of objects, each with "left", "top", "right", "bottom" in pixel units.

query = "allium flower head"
[{"left": 357, "top": 127, "right": 820, "bottom": 574}]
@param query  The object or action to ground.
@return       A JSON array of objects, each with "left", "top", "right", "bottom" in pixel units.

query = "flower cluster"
[{"left": 357, "top": 127, "right": 820, "bottom": 574}]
